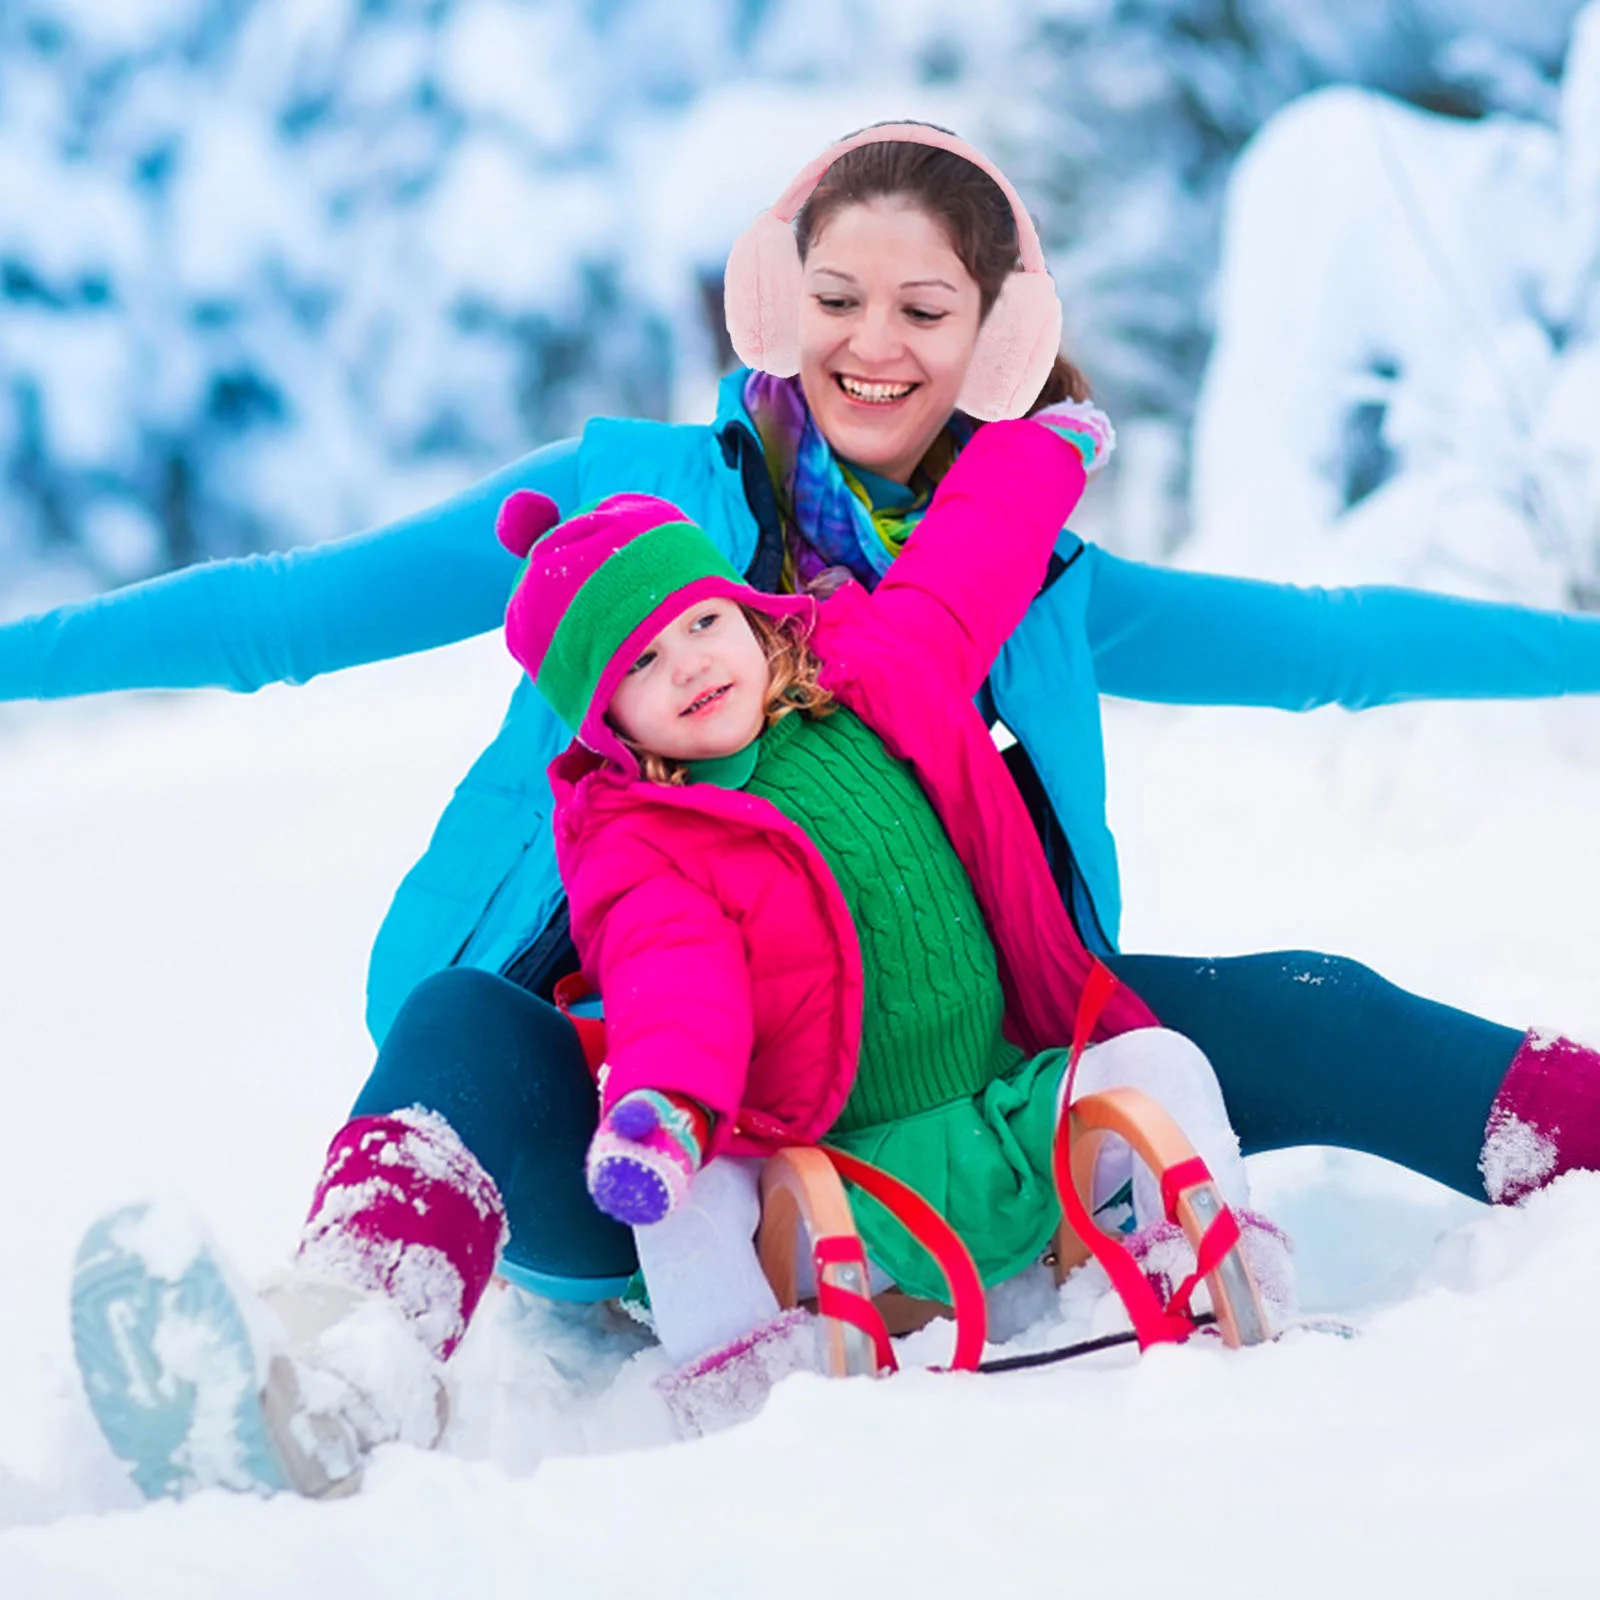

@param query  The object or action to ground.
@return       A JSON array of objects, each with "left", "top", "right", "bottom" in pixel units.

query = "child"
[{"left": 500, "top": 409, "right": 1291, "bottom": 1393}]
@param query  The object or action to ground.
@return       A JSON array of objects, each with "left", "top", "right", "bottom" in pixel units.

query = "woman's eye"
[
  {"left": 815, "top": 295, "right": 855, "bottom": 313},
  {"left": 905, "top": 307, "right": 947, "bottom": 325}
]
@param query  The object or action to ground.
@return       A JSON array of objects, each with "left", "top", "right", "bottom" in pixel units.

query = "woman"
[{"left": 26, "top": 125, "right": 1600, "bottom": 1497}]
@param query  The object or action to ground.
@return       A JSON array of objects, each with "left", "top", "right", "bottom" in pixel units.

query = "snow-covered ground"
[{"left": 2, "top": 627, "right": 1600, "bottom": 1594}]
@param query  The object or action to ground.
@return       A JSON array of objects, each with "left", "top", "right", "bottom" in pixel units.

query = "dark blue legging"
[{"left": 352, "top": 952, "right": 1524, "bottom": 1299}]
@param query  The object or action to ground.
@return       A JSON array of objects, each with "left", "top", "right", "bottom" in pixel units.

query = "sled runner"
[
  {"left": 1048, "top": 962, "right": 1273, "bottom": 1353},
  {"left": 1055, "top": 1086, "right": 1272, "bottom": 1349},
  {"left": 758, "top": 1145, "right": 989, "bottom": 1376}
]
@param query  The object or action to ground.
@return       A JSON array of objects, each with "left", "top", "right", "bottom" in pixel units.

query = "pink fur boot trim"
[
  {"left": 656, "top": 1308, "right": 822, "bottom": 1439},
  {"left": 1481, "top": 1029, "right": 1600, "bottom": 1204},
  {"left": 298, "top": 1107, "right": 508, "bottom": 1361}
]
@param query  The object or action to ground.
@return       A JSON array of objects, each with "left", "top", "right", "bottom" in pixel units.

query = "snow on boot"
[
  {"left": 656, "top": 1308, "right": 824, "bottom": 1439},
  {"left": 1480, "top": 1029, "right": 1600, "bottom": 1204},
  {"left": 298, "top": 1106, "right": 508, "bottom": 1361},
  {"left": 72, "top": 1200, "right": 292, "bottom": 1500},
  {"left": 71, "top": 1205, "right": 448, "bottom": 1501},
  {"left": 254, "top": 1264, "right": 449, "bottom": 1498}
]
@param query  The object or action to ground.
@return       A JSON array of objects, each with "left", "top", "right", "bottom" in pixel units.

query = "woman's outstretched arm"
[
  {"left": 0, "top": 437, "right": 581, "bottom": 700},
  {"left": 1083, "top": 549, "right": 1600, "bottom": 709}
]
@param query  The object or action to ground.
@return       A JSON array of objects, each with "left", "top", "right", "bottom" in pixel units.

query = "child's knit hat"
[{"left": 498, "top": 489, "right": 814, "bottom": 771}]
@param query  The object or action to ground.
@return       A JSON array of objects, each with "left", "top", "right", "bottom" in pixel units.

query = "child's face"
[{"left": 607, "top": 598, "right": 771, "bottom": 765}]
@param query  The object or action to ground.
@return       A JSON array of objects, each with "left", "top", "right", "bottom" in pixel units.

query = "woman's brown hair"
[
  {"left": 792, "top": 127, "right": 1089, "bottom": 414},
  {"left": 617, "top": 606, "right": 834, "bottom": 787}
]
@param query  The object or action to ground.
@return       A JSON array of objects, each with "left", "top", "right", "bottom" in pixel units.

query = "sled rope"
[{"left": 975, "top": 1313, "right": 1219, "bottom": 1374}]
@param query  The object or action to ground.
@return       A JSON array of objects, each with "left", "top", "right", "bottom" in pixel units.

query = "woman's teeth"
[{"left": 837, "top": 375, "right": 916, "bottom": 404}]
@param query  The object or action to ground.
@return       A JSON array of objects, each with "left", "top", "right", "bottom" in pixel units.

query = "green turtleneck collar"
[{"left": 684, "top": 737, "right": 762, "bottom": 790}]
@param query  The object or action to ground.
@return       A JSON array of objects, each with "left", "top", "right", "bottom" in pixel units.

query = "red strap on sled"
[
  {"left": 819, "top": 1147, "right": 988, "bottom": 1372},
  {"left": 552, "top": 973, "right": 607, "bottom": 1077},
  {"left": 812, "top": 1234, "right": 897, "bottom": 1374},
  {"left": 1052, "top": 961, "right": 1201, "bottom": 1351},
  {"left": 1159, "top": 1157, "right": 1242, "bottom": 1322}
]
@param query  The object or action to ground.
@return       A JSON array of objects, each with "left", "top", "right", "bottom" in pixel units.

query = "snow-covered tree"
[{"left": 1, "top": 0, "right": 1594, "bottom": 602}]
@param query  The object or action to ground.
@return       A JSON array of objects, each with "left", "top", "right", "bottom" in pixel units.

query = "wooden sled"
[{"left": 754, "top": 1087, "right": 1273, "bottom": 1379}]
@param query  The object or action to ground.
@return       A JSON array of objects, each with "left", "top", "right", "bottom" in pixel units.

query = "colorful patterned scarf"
[{"left": 742, "top": 371, "right": 974, "bottom": 593}]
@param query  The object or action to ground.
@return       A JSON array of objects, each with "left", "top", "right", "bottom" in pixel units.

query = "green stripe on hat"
[{"left": 536, "top": 519, "right": 747, "bottom": 732}]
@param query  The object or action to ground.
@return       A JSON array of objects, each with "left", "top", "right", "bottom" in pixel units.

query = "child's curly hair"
[{"left": 616, "top": 606, "right": 834, "bottom": 786}]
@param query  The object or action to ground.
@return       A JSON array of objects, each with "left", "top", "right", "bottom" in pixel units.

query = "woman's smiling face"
[{"left": 796, "top": 196, "right": 984, "bottom": 485}]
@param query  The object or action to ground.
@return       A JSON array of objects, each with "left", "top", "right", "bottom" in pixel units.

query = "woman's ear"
[
  {"left": 724, "top": 211, "right": 805, "bottom": 376},
  {"left": 957, "top": 273, "right": 1064, "bottom": 421}
]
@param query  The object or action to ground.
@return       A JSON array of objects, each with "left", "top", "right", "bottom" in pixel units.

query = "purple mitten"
[{"left": 585, "top": 1089, "right": 708, "bottom": 1226}]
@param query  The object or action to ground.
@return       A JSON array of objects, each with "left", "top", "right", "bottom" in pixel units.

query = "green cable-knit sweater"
[
  {"left": 695, "top": 707, "right": 1070, "bottom": 1301},
  {"left": 744, "top": 707, "right": 1024, "bottom": 1132}
]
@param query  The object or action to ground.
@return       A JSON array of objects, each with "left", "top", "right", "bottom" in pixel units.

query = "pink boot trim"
[
  {"left": 1481, "top": 1030, "right": 1600, "bottom": 1204},
  {"left": 298, "top": 1107, "right": 508, "bottom": 1360},
  {"left": 656, "top": 1309, "right": 821, "bottom": 1439}
]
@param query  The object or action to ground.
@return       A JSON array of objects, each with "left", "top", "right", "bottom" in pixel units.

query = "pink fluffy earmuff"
[{"left": 723, "top": 123, "right": 1063, "bottom": 422}]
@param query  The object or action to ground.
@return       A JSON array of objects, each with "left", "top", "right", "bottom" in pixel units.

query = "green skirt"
[{"left": 828, "top": 1047, "right": 1072, "bottom": 1303}]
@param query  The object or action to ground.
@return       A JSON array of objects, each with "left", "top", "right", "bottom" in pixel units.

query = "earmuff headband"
[{"left": 765, "top": 122, "right": 1048, "bottom": 275}]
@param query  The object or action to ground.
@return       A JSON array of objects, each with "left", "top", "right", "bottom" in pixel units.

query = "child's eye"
[
  {"left": 627, "top": 649, "right": 656, "bottom": 674},
  {"left": 689, "top": 611, "right": 718, "bottom": 633}
]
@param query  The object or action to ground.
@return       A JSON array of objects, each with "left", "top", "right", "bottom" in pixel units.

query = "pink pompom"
[{"left": 496, "top": 490, "right": 561, "bottom": 558}]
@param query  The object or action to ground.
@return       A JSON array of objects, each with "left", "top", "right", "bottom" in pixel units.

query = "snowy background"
[
  {"left": 8, "top": 1, "right": 1600, "bottom": 1593},
  {"left": 4, "top": 0, "right": 1600, "bottom": 608}
]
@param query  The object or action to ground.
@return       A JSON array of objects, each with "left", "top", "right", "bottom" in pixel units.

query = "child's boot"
[
  {"left": 71, "top": 1107, "right": 506, "bottom": 1499},
  {"left": 655, "top": 1308, "right": 824, "bottom": 1439},
  {"left": 1481, "top": 1030, "right": 1600, "bottom": 1203}
]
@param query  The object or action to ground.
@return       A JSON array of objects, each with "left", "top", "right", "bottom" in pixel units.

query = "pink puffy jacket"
[{"left": 549, "top": 419, "right": 1158, "bottom": 1159}]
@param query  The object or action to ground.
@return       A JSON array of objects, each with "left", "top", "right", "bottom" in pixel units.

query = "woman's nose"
[{"left": 847, "top": 303, "right": 903, "bottom": 365}]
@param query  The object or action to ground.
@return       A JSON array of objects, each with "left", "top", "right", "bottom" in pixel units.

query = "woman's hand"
[
  {"left": 585, "top": 1088, "right": 709, "bottom": 1226},
  {"left": 1031, "top": 399, "right": 1117, "bottom": 477}
]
